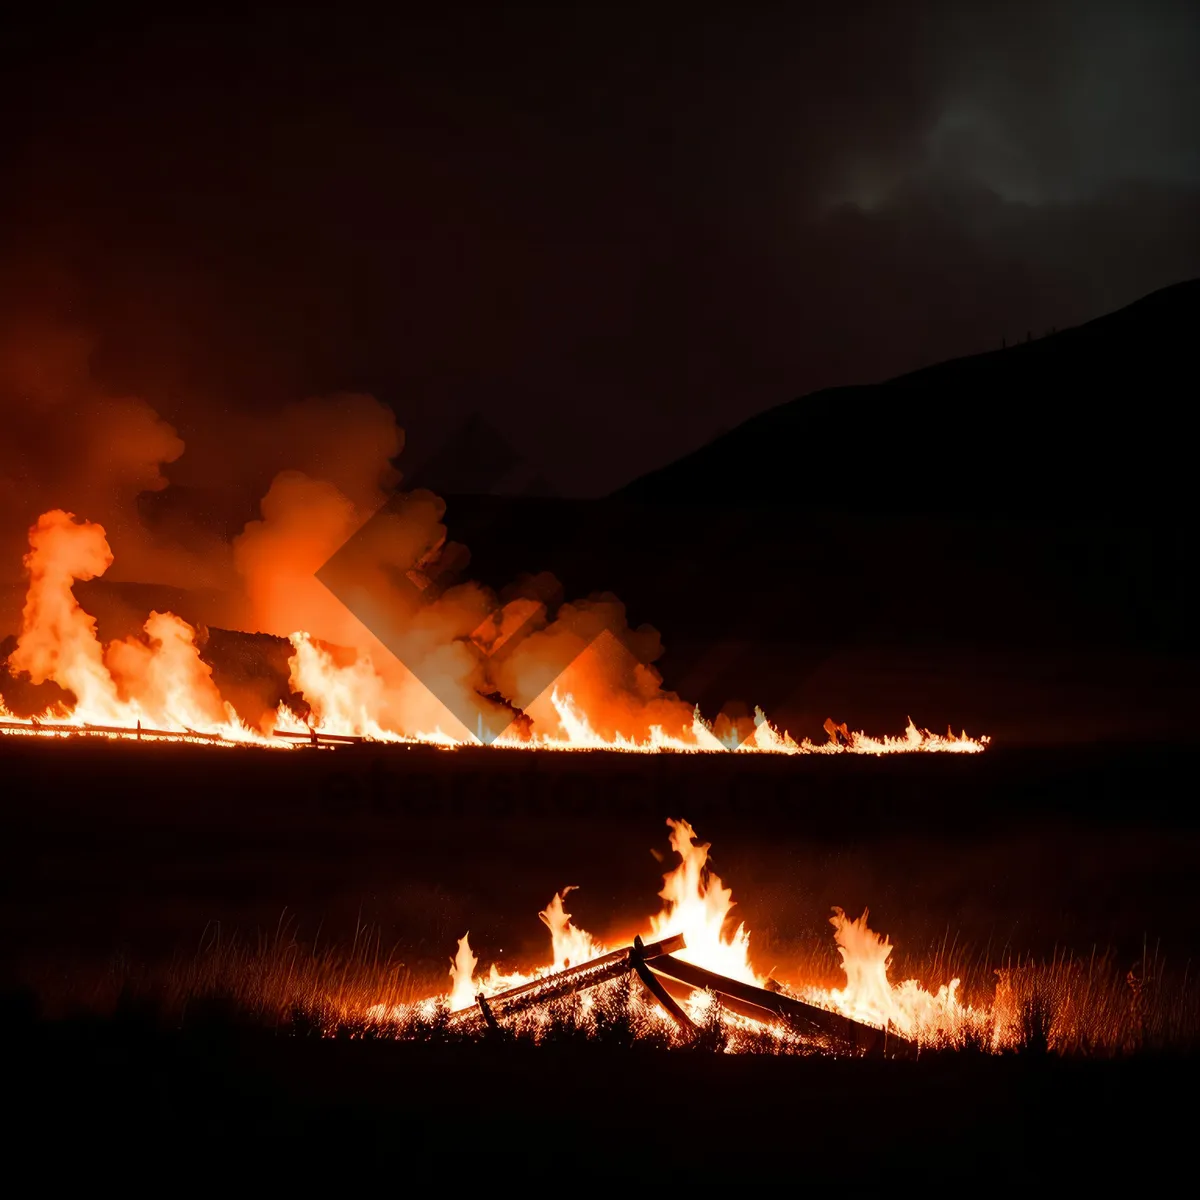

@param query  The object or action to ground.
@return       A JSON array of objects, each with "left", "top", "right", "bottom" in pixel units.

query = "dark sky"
[{"left": 2, "top": 1, "right": 1198, "bottom": 496}]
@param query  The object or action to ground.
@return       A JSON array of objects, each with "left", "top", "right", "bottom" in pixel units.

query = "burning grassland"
[
  {"left": 0, "top": 354, "right": 989, "bottom": 756},
  {"left": 48, "top": 905, "right": 1199, "bottom": 1061},
  {"left": 351, "top": 817, "right": 1041, "bottom": 1053},
  {"left": 34, "top": 815, "right": 1200, "bottom": 1060},
  {"left": 0, "top": 507, "right": 987, "bottom": 755}
]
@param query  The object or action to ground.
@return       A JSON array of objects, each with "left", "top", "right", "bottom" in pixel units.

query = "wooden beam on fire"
[
  {"left": 0, "top": 719, "right": 225, "bottom": 742},
  {"left": 648, "top": 953, "right": 911, "bottom": 1057},
  {"left": 630, "top": 935, "right": 698, "bottom": 1038},
  {"left": 476, "top": 993, "right": 500, "bottom": 1031},
  {"left": 271, "top": 729, "right": 364, "bottom": 745},
  {"left": 441, "top": 934, "right": 909, "bottom": 1056},
  {"left": 453, "top": 958, "right": 631, "bottom": 1026},
  {"left": 449, "top": 933, "right": 686, "bottom": 1025}
]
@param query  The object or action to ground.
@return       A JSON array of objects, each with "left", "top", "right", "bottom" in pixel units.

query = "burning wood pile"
[
  {"left": 452, "top": 932, "right": 910, "bottom": 1057},
  {"left": 363, "top": 819, "right": 988, "bottom": 1052}
]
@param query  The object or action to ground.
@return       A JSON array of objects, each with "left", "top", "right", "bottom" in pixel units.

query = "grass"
[
  {"left": 990, "top": 941, "right": 1200, "bottom": 1055},
  {"left": 20, "top": 917, "right": 1199, "bottom": 1059},
  {"left": 36, "top": 913, "right": 424, "bottom": 1033}
]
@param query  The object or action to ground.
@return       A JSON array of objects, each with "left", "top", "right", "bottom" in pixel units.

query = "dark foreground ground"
[{"left": 5, "top": 1005, "right": 1194, "bottom": 1181}]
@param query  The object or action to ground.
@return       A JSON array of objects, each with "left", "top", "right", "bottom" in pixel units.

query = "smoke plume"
[{"left": 0, "top": 292, "right": 692, "bottom": 743}]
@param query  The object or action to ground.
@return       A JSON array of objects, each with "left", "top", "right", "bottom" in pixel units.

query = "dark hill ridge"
[
  {"left": 615, "top": 278, "right": 1200, "bottom": 518},
  {"left": 431, "top": 281, "right": 1198, "bottom": 743}
]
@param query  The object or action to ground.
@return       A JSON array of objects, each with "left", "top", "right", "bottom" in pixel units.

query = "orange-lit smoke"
[
  {"left": 4, "top": 510, "right": 256, "bottom": 739},
  {"left": 0, "top": 305, "right": 988, "bottom": 753},
  {"left": 490, "top": 601, "right": 699, "bottom": 745},
  {"left": 8, "top": 510, "right": 124, "bottom": 720},
  {"left": 235, "top": 473, "right": 515, "bottom": 741}
]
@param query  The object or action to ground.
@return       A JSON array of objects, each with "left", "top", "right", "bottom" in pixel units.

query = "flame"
[
  {"left": 412, "top": 818, "right": 990, "bottom": 1046},
  {"left": 823, "top": 907, "right": 904, "bottom": 1028},
  {"left": 273, "top": 631, "right": 459, "bottom": 746},
  {"left": 647, "top": 818, "right": 756, "bottom": 983},
  {"left": 443, "top": 891, "right": 609, "bottom": 1011},
  {"left": 2, "top": 508, "right": 988, "bottom": 755},
  {"left": 434, "top": 821, "right": 757, "bottom": 1012},
  {"left": 816, "top": 907, "right": 987, "bottom": 1042},
  {"left": 0, "top": 511, "right": 273, "bottom": 745},
  {"left": 447, "top": 934, "right": 479, "bottom": 1012},
  {"left": 8, "top": 509, "right": 122, "bottom": 719},
  {"left": 539, "top": 888, "right": 602, "bottom": 971}
]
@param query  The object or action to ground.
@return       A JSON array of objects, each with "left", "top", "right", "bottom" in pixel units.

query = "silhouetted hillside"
[
  {"left": 616, "top": 279, "right": 1199, "bottom": 519},
  {"left": 436, "top": 282, "right": 1198, "bottom": 744}
]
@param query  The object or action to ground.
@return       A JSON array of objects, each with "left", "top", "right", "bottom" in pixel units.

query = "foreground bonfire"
[
  {"left": 0, "top": 510, "right": 986, "bottom": 755},
  {"left": 367, "top": 818, "right": 989, "bottom": 1053}
]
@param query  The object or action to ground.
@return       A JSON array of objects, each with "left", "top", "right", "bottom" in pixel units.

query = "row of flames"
[
  {"left": 0, "top": 509, "right": 988, "bottom": 754},
  {"left": 370, "top": 818, "right": 990, "bottom": 1047}
]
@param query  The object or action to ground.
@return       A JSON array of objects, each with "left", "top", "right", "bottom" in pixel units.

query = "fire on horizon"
[{"left": 0, "top": 506, "right": 985, "bottom": 754}]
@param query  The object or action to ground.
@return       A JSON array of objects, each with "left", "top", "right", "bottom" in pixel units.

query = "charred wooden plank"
[
  {"left": 449, "top": 933, "right": 686, "bottom": 1024},
  {"left": 630, "top": 936, "right": 697, "bottom": 1037},
  {"left": 654, "top": 972, "right": 795, "bottom": 1030},
  {"left": 649, "top": 952, "right": 909, "bottom": 1056},
  {"left": 0, "top": 719, "right": 225, "bottom": 742},
  {"left": 472, "top": 933, "right": 685, "bottom": 1009},
  {"left": 272, "top": 730, "right": 364, "bottom": 745},
  {"left": 476, "top": 993, "right": 499, "bottom": 1031},
  {"left": 453, "top": 956, "right": 633, "bottom": 1025},
  {"left": 85, "top": 722, "right": 225, "bottom": 740},
  {"left": 625, "top": 932, "right": 687, "bottom": 962}
]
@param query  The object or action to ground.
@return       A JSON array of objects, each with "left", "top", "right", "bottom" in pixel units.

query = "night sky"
[{"left": 2, "top": 2, "right": 1197, "bottom": 496}]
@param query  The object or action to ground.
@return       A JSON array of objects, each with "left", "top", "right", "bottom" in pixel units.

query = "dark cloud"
[
  {"left": 1, "top": 2, "right": 1196, "bottom": 496},
  {"left": 924, "top": 1, "right": 1200, "bottom": 203}
]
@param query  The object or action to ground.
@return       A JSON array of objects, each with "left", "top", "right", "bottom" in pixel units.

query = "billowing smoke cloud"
[
  {"left": 491, "top": 598, "right": 695, "bottom": 743},
  {"left": 0, "top": 283, "right": 695, "bottom": 742},
  {"left": 0, "top": 313, "right": 185, "bottom": 592},
  {"left": 0, "top": 267, "right": 402, "bottom": 623},
  {"left": 229, "top": 471, "right": 513, "bottom": 738},
  {"left": 5, "top": 509, "right": 236, "bottom": 731}
]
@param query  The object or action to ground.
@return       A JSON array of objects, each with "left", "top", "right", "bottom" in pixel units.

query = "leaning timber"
[
  {"left": 449, "top": 933, "right": 687, "bottom": 1025},
  {"left": 445, "top": 932, "right": 906, "bottom": 1056},
  {"left": 630, "top": 935, "right": 698, "bottom": 1036},
  {"left": 648, "top": 952, "right": 913, "bottom": 1057}
]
